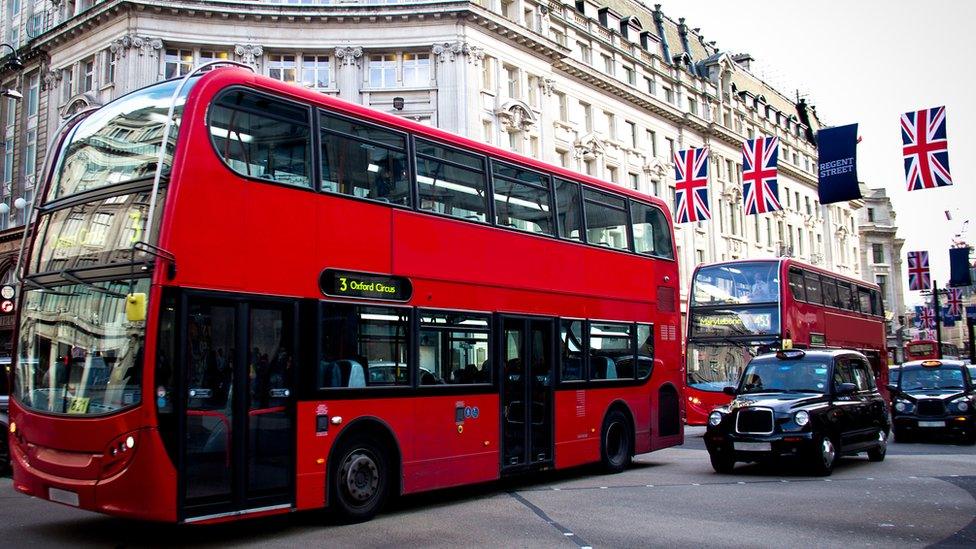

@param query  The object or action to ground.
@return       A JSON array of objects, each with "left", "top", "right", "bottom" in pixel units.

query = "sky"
[{"left": 661, "top": 0, "right": 975, "bottom": 306}]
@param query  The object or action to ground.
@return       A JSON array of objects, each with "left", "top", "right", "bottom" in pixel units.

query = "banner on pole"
[
  {"left": 817, "top": 123, "right": 861, "bottom": 205},
  {"left": 949, "top": 246, "right": 972, "bottom": 287}
]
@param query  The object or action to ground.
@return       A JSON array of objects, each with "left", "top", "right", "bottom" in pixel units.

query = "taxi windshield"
[
  {"left": 897, "top": 366, "right": 965, "bottom": 391},
  {"left": 739, "top": 359, "right": 830, "bottom": 394}
]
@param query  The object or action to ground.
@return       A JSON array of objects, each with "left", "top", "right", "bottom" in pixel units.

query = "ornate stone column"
[
  {"left": 334, "top": 46, "right": 363, "bottom": 103},
  {"left": 431, "top": 41, "right": 483, "bottom": 135},
  {"left": 109, "top": 34, "right": 163, "bottom": 93},
  {"left": 234, "top": 44, "right": 264, "bottom": 70}
]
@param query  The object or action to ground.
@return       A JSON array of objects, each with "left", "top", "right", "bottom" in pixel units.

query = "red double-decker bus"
[
  {"left": 684, "top": 258, "right": 888, "bottom": 425},
  {"left": 8, "top": 65, "right": 683, "bottom": 523},
  {"left": 904, "top": 340, "right": 960, "bottom": 361}
]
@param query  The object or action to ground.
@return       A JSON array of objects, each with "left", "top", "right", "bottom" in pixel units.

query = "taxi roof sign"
[
  {"left": 921, "top": 360, "right": 942, "bottom": 368},
  {"left": 776, "top": 349, "right": 806, "bottom": 360}
]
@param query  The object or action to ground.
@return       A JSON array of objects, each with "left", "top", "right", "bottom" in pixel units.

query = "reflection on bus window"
[
  {"left": 318, "top": 304, "right": 409, "bottom": 388},
  {"left": 691, "top": 261, "right": 780, "bottom": 306},
  {"left": 319, "top": 111, "right": 410, "bottom": 206},
  {"left": 418, "top": 311, "right": 490, "bottom": 385},
  {"left": 492, "top": 162, "right": 553, "bottom": 236},
  {"left": 583, "top": 189, "right": 629, "bottom": 251},
  {"left": 686, "top": 342, "right": 761, "bottom": 392},
  {"left": 415, "top": 139, "right": 488, "bottom": 222},
  {"left": 630, "top": 202, "right": 673, "bottom": 259},
  {"left": 209, "top": 89, "right": 312, "bottom": 188}
]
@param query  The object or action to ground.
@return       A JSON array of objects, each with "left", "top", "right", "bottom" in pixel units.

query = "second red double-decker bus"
[
  {"left": 904, "top": 340, "right": 960, "bottom": 361},
  {"left": 684, "top": 258, "right": 888, "bottom": 425},
  {"left": 8, "top": 65, "right": 683, "bottom": 523}
]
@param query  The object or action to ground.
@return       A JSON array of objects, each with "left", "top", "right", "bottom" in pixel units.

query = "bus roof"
[{"left": 188, "top": 67, "right": 673, "bottom": 216}]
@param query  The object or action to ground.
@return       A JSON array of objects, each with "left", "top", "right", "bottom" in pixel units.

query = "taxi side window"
[
  {"left": 832, "top": 359, "right": 854, "bottom": 390},
  {"left": 851, "top": 361, "right": 874, "bottom": 391}
]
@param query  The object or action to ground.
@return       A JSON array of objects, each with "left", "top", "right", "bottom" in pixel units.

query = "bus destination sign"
[{"left": 320, "top": 269, "right": 412, "bottom": 302}]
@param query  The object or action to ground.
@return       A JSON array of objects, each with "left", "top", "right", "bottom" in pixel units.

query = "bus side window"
[
  {"left": 208, "top": 89, "right": 312, "bottom": 188},
  {"left": 559, "top": 319, "right": 585, "bottom": 382},
  {"left": 554, "top": 178, "right": 583, "bottom": 242},
  {"left": 802, "top": 271, "right": 822, "bottom": 304},
  {"left": 319, "top": 111, "right": 411, "bottom": 206},
  {"left": 582, "top": 189, "right": 629, "bottom": 251},
  {"left": 788, "top": 269, "right": 805, "bottom": 301},
  {"left": 631, "top": 202, "right": 674, "bottom": 259},
  {"left": 415, "top": 139, "right": 489, "bottom": 222},
  {"left": 636, "top": 323, "right": 654, "bottom": 379}
]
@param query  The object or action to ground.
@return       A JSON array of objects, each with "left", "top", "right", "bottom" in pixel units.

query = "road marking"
[{"left": 508, "top": 491, "right": 592, "bottom": 549}]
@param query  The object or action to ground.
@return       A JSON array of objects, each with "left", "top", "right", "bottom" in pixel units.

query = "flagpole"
[{"left": 933, "top": 280, "right": 943, "bottom": 359}]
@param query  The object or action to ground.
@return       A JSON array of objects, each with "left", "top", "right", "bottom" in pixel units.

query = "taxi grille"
[
  {"left": 735, "top": 408, "right": 774, "bottom": 434},
  {"left": 917, "top": 399, "right": 945, "bottom": 416}
]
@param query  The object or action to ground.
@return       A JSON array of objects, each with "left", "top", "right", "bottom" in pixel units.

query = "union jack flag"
[
  {"left": 907, "top": 251, "right": 931, "bottom": 291},
  {"left": 742, "top": 136, "right": 781, "bottom": 215},
  {"left": 901, "top": 106, "right": 952, "bottom": 191},
  {"left": 672, "top": 147, "right": 711, "bottom": 223},
  {"left": 947, "top": 288, "right": 963, "bottom": 319},
  {"left": 919, "top": 306, "right": 935, "bottom": 329}
]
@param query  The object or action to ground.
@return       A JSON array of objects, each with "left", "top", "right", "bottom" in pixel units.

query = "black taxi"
[
  {"left": 888, "top": 359, "right": 976, "bottom": 444},
  {"left": 704, "top": 349, "right": 890, "bottom": 475}
]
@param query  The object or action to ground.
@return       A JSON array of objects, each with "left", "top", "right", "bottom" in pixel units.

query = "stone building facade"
[
  {"left": 857, "top": 185, "right": 907, "bottom": 361},
  {"left": 0, "top": 0, "right": 867, "bottom": 350}
]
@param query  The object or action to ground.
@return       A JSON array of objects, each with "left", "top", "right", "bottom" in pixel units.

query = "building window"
[
  {"left": 765, "top": 218, "right": 772, "bottom": 246},
  {"left": 664, "top": 87, "right": 674, "bottom": 104},
  {"left": 481, "top": 55, "right": 494, "bottom": 89},
  {"left": 645, "top": 76, "right": 656, "bottom": 95},
  {"left": 650, "top": 179, "right": 660, "bottom": 197},
  {"left": 482, "top": 120, "right": 493, "bottom": 144},
  {"left": 26, "top": 72, "right": 39, "bottom": 118},
  {"left": 200, "top": 50, "right": 230, "bottom": 65},
  {"left": 623, "top": 65, "right": 636, "bottom": 85},
  {"left": 268, "top": 54, "right": 298, "bottom": 83},
  {"left": 628, "top": 172, "right": 639, "bottom": 190},
  {"left": 556, "top": 92, "right": 568, "bottom": 122},
  {"left": 101, "top": 49, "right": 116, "bottom": 85},
  {"left": 368, "top": 54, "right": 397, "bottom": 88},
  {"left": 606, "top": 165, "right": 618, "bottom": 184},
  {"left": 867, "top": 207, "right": 875, "bottom": 222},
  {"left": 605, "top": 111, "right": 616, "bottom": 139},
  {"left": 526, "top": 75, "right": 539, "bottom": 107},
  {"left": 646, "top": 129, "right": 657, "bottom": 156},
  {"left": 581, "top": 101, "right": 592, "bottom": 132},
  {"left": 872, "top": 243, "right": 884, "bottom": 264},
  {"left": 626, "top": 120, "right": 637, "bottom": 149},
  {"left": 577, "top": 41, "right": 592, "bottom": 64},
  {"left": 61, "top": 67, "right": 73, "bottom": 101},
  {"left": 301, "top": 55, "right": 331, "bottom": 89},
  {"left": 164, "top": 48, "right": 193, "bottom": 79},
  {"left": 696, "top": 249, "right": 705, "bottom": 264},
  {"left": 3, "top": 94, "right": 14, "bottom": 191},
  {"left": 602, "top": 54, "right": 614, "bottom": 75},
  {"left": 402, "top": 53, "right": 431, "bottom": 87},
  {"left": 504, "top": 64, "right": 519, "bottom": 97},
  {"left": 665, "top": 137, "right": 674, "bottom": 159},
  {"left": 688, "top": 93, "right": 698, "bottom": 115},
  {"left": 81, "top": 57, "right": 95, "bottom": 93}
]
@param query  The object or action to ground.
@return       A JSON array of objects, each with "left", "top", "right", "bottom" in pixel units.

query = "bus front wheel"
[
  {"left": 331, "top": 434, "right": 390, "bottom": 522},
  {"left": 600, "top": 409, "right": 632, "bottom": 473}
]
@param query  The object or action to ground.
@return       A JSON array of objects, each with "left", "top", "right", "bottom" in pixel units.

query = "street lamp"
[{"left": 0, "top": 43, "right": 24, "bottom": 72}]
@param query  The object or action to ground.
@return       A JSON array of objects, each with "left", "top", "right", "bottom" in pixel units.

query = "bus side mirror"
[
  {"left": 126, "top": 293, "right": 147, "bottom": 322},
  {"left": 722, "top": 386, "right": 737, "bottom": 396}
]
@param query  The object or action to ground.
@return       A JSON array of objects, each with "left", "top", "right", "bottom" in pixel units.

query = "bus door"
[
  {"left": 180, "top": 295, "right": 296, "bottom": 520},
  {"left": 500, "top": 316, "right": 554, "bottom": 472}
]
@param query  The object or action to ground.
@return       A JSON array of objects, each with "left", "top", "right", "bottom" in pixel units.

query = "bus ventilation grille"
[{"left": 657, "top": 286, "right": 676, "bottom": 313}]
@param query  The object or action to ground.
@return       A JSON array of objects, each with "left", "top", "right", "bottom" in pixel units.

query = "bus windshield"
[
  {"left": 692, "top": 262, "right": 780, "bottom": 306},
  {"left": 48, "top": 77, "right": 197, "bottom": 201},
  {"left": 686, "top": 342, "right": 765, "bottom": 392},
  {"left": 15, "top": 279, "right": 149, "bottom": 415}
]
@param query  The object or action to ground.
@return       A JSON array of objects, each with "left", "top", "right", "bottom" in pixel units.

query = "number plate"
[
  {"left": 48, "top": 487, "right": 79, "bottom": 507},
  {"left": 734, "top": 442, "right": 771, "bottom": 452},
  {"left": 918, "top": 420, "right": 945, "bottom": 428}
]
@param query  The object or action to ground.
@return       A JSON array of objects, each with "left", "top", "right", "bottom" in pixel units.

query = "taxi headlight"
[
  {"left": 794, "top": 410, "right": 810, "bottom": 427},
  {"left": 708, "top": 411, "right": 724, "bottom": 426},
  {"left": 953, "top": 400, "right": 970, "bottom": 413},
  {"left": 894, "top": 401, "right": 906, "bottom": 412}
]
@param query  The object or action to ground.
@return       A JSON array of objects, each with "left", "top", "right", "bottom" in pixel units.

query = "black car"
[
  {"left": 888, "top": 359, "right": 976, "bottom": 444},
  {"left": 704, "top": 349, "right": 890, "bottom": 475}
]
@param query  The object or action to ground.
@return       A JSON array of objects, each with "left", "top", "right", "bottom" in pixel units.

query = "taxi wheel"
[
  {"left": 331, "top": 434, "right": 390, "bottom": 522},
  {"left": 867, "top": 430, "right": 887, "bottom": 462},
  {"left": 709, "top": 450, "right": 735, "bottom": 474},
  {"left": 809, "top": 434, "right": 836, "bottom": 476},
  {"left": 600, "top": 409, "right": 632, "bottom": 474}
]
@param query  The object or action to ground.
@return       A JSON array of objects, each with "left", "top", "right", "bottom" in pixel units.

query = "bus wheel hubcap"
[{"left": 342, "top": 451, "right": 379, "bottom": 502}]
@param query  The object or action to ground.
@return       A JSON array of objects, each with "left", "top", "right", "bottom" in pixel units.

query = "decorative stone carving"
[
  {"left": 574, "top": 132, "right": 607, "bottom": 159},
  {"left": 432, "top": 41, "right": 483, "bottom": 64},
  {"left": 541, "top": 77, "right": 556, "bottom": 97},
  {"left": 643, "top": 158, "right": 668, "bottom": 179},
  {"left": 495, "top": 99, "right": 537, "bottom": 133},
  {"left": 335, "top": 46, "right": 363, "bottom": 67},
  {"left": 722, "top": 186, "right": 742, "bottom": 204},
  {"left": 42, "top": 68, "right": 62, "bottom": 91},
  {"left": 110, "top": 34, "right": 163, "bottom": 58},
  {"left": 235, "top": 44, "right": 264, "bottom": 67}
]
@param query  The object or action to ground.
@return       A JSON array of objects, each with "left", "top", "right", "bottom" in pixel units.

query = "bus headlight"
[
  {"left": 794, "top": 410, "right": 810, "bottom": 427},
  {"left": 708, "top": 411, "right": 724, "bottom": 426}
]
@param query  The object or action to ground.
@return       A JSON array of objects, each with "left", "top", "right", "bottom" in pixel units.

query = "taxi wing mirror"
[
  {"left": 125, "top": 293, "right": 147, "bottom": 322},
  {"left": 885, "top": 383, "right": 900, "bottom": 395},
  {"left": 834, "top": 382, "right": 857, "bottom": 396},
  {"left": 722, "top": 386, "right": 737, "bottom": 396}
]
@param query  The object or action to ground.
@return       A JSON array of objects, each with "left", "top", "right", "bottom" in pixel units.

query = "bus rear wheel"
[
  {"left": 601, "top": 409, "right": 632, "bottom": 473},
  {"left": 331, "top": 434, "right": 390, "bottom": 522}
]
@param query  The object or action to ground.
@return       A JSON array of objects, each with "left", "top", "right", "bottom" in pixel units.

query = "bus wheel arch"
[
  {"left": 327, "top": 417, "right": 402, "bottom": 522},
  {"left": 600, "top": 401, "right": 635, "bottom": 473}
]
